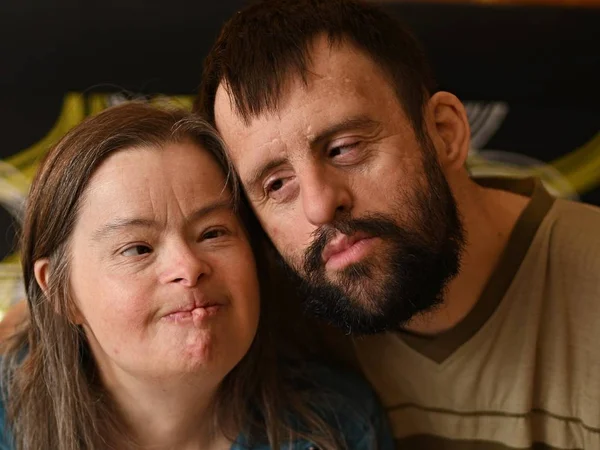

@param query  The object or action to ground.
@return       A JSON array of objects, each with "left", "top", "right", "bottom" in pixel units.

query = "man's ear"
[
  {"left": 426, "top": 91, "right": 471, "bottom": 172},
  {"left": 33, "top": 258, "right": 83, "bottom": 324}
]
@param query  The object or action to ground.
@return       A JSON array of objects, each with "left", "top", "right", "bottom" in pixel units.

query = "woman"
[{"left": 0, "top": 102, "right": 393, "bottom": 450}]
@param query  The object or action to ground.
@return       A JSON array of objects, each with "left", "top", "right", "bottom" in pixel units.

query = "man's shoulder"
[
  {"left": 544, "top": 198, "right": 600, "bottom": 271},
  {"left": 550, "top": 197, "right": 600, "bottom": 235},
  {"left": 530, "top": 198, "right": 600, "bottom": 326}
]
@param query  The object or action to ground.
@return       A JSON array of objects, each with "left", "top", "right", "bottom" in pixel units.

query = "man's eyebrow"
[
  {"left": 92, "top": 199, "right": 234, "bottom": 241},
  {"left": 309, "top": 116, "right": 380, "bottom": 149}
]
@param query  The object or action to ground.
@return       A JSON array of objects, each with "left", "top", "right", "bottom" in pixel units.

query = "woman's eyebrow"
[
  {"left": 92, "top": 199, "right": 234, "bottom": 241},
  {"left": 92, "top": 218, "right": 156, "bottom": 242}
]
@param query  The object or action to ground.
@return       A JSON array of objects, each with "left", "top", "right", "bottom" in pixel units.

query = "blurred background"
[{"left": 0, "top": 0, "right": 599, "bottom": 313}]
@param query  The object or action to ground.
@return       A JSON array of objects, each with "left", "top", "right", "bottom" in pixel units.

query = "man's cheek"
[
  {"left": 264, "top": 224, "right": 284, "bottom": 252},
  {"left": 279, "top": 245, "right": 305, "bottom": 274}
]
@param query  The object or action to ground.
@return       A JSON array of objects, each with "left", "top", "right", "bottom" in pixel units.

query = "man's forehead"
[
  {"left": 214, "top": 82, "right": 283, "bottom": 142},
  {"left": 213, "top": 77, "right": 316, "bottom": 147},
  {"left": 214, "top": 81, "right": 315, "bottom": 166},
  {"left": 213, "top": 36, "right": 387, "bottom": 130},
  {"left": 213, "top": 37, "right": 403, "bottom": 181}
]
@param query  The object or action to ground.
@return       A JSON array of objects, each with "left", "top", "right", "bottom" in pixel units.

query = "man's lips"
[{"left": 321, "top": 232, "right": 376, "bottom": 270}]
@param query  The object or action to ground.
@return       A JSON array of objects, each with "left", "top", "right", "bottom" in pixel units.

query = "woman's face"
[{"left": 66, "top": 141, "right": 260, "bottom": 384}]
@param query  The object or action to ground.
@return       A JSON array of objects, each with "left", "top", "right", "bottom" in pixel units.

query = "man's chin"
[
  {"left": 284, "top": 254, "right": 451, "bottom": 334},
  {"left": 316, "top": 310, "right": 402, "bottom": 335},
  {"left": 299, "top": 282, "right": 444, "bottom": 335}
]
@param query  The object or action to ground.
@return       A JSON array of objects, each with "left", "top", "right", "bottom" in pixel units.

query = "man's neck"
[
  {"left": 404, "top": 179, "right": 530, "bottom": 336},
  {"left": 100, "top": 365, "right": 232, "bottom": 450}
]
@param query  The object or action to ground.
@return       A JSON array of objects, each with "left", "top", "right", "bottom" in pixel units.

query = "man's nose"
[
  {"left": 160, "top": 241, "right": 211, "bottom": 287},
  {"left": 300, "top": 166, "right": 352, "bottom": 226}
]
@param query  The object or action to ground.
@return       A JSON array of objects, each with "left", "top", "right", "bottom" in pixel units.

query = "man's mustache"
[{"left": 303, "top": 214, "right": 403, "bottom": 275}]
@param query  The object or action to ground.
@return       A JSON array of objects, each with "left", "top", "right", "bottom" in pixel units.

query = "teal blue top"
[{"left": 0, "top": 364, "right": 394, "bottom": 450}]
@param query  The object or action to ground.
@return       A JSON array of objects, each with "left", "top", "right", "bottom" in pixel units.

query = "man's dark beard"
[{"left": 277, "top": 143, "right": 466, "bottom": 335}]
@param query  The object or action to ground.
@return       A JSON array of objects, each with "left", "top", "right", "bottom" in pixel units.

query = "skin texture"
[
  {"left": 215, "top": 35, "right": 529, "bottom": 335},
  {"left": 35, "top": 141, "right": 260, "bottom": 449}
]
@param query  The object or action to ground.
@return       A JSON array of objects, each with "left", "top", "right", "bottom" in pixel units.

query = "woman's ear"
[
  {"left": 33, "top": 258, "right": 83, "bottom": 324},
  {"left": 33, "top": 258, "right": 50, "bottom": 295},
  {"left": 426, "top": 91, "right": 471, "bottom": 172}
]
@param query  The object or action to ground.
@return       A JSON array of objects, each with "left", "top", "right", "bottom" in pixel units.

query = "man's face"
[{"left": 214, "top": 37, "right": 465, "bottom": 334}]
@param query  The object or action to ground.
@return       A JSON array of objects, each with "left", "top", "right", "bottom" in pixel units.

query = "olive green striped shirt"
[{"left": 354, "top": 178, "right": 600, "bottom": 449}]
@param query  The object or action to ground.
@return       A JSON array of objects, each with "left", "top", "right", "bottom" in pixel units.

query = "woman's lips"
[
  {"left": 162, "top": 292, "right": 225, "bottom": 324},
  {"left": 163, "top": 304, "right": 223, "bottom": 323}
]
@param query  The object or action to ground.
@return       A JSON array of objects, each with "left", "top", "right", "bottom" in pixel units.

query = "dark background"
[{"left": 0, "top": 0, "right": 598, "bottom": 258}]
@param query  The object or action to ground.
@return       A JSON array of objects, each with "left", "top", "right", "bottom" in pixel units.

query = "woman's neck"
[{"left": 102, "top": 368, "right": 233, "bottom": 450}]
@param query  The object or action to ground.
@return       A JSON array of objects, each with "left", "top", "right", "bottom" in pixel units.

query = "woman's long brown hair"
[{"left": 0, "top": 102, "right": 344, "bottom": 450}]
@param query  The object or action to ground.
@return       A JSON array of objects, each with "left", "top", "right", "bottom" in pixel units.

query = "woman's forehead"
[{"left": 78, "top": 143, "right": 234, "bottom": 229}]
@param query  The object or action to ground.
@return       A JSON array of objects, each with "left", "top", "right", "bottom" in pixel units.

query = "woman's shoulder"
[
  {"left": 233, "top": 362, "right": 394, "bottom": 450},
  {"left": 0, "top": 381, "right": 12, "bottom": 450},
  {"left": 300, "top": 362, "right": 380, "bottom": 411},
  {"left": 299, "top": 363, "right": 394, "bottom": 449},
  {"left": 0, "top": 350, "right": 23, "bottom": 450}
]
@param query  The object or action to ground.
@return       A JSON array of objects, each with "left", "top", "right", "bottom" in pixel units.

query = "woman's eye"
[
  {"left": 202, "top": 228, "right": 227, "bottom": 240},
  {"left": 121, "top": 245, "right": 152, "bottom": 257}
]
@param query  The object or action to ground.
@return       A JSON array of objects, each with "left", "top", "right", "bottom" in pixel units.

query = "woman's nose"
[{"left": 160, "top": 242, "right": 211, "bottom": 287}]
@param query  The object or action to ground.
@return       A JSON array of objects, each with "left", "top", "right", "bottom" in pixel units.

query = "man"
[{"left": 195, "top": 0, "right": 600, "bottom": 448}]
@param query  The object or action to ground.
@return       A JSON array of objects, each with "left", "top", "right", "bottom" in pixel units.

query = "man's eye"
[
  {"left": 264, "top": 175, "right": 297, "bottom": 203},
  {"left": 268, "top": 179, "right": 284, "bottom": 192},
  {"left": 328, "top": 142, "right": 359, "bottom": 158},
  {"left": 202, "top": 228, "right": 228, "bottom": 240},
  {"left": 121, "top": 245, "right": 152, "bottom": 257}
]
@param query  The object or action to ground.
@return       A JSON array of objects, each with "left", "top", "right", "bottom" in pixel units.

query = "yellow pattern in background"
[{"left": 0, "top": 93, "right": 598, "bottom": 316}]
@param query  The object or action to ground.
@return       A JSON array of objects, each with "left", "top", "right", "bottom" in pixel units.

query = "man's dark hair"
[{"left": 195, "top": 0, "right": 437, "bottom": 134}]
